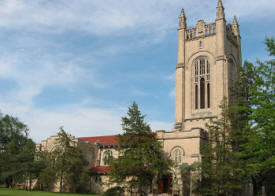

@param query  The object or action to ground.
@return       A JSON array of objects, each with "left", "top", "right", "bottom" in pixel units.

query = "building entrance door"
[{"left": 157, "top": 175, "right": 172, "bottom": 194}]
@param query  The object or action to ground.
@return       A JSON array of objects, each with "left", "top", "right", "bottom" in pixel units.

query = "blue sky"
[{"left": 0, "top": 0, "right": 274, "bottom": 143}]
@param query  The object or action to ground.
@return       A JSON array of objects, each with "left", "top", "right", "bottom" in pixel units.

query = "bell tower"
[
  {"left": 174, "top": 0, "right": 242, "bottom": 131},
  {"left": 156, "top": 2, "right": 242, "bottom": 194}
]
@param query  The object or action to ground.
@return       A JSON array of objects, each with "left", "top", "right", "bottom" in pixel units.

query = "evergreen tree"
[
  {"left": 179, "top": 162, "right": 201, "bottom": 196},
  {"left": 109, "top": 102, "right": 172, "bottom": 196},
  {"left": 36, "top": 150, "right": 57, "bottom": 190},
  {"left": 54, "top": 127, "right": 89, "bottom": 193},
  {"left": 199, "top": 99, "right": 245, "bottom": 196}
]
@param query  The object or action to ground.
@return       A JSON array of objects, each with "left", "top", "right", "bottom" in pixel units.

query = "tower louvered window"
[{"left": 194, "top": 57, "right": 210, "bottom": 109}]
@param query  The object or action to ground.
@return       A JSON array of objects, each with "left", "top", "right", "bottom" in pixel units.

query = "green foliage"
[
  {"left": 240, "top": 37, "right": 275, "bottom": 195},
  {"left": 199, "top": 99, "right": 245, "bottom": 196},
  {"left": 198, "top": 37, "right": 275, "bottom": 195},
  {"left": 38, "top": 166, "right": 57, "bottom": 190},
  {"left": 35, "top": 150, "right": 57, "bottom": 190},
  {"left": 109, "top": 102, "right": 172, "bottom": 195},
  {"left": 0, "top": 188, "right": 101, "bottom": 196},
  {"left": 103, "top": 186, "right": 124, "bottom": 196},
  {"left": 0, "top": 114, "right": 36, "bottom": 188},
  {"left": 179, "top": 162, "right": 201, "bottom": 196},
  {"left": 0, "top": 115, "right": 29, "bottom": 151},
  {"left": 53, "top": 127, "right": 89, "bottom": 193}
]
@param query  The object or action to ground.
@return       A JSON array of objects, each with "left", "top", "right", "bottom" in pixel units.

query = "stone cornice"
[
  {"left": 176, "top": 63, "right": 184, "bottom": 68},
  {"left": 157, "top": 135, "right": 207, "bottom": 141},
  {"left": 216, "top": 55, "right": 225, "bottom": 61},
  {"left": 184, "top": 116, "right": 217, "bottom": 122}
]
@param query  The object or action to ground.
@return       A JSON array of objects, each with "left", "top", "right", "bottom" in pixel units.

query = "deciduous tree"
[
  {"left": 240, "top": 37, "right": 275, "bottom": 195},
  {"left": 0, "top": 114, "right": 36, "bottom": 188}
]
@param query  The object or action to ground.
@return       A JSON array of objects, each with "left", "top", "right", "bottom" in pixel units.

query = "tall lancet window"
[
  {"left": 228, "top": 59, "right": 235, "bottom": 88},
  {"left": 228, "top": 59, "right": 235, "bottom": 104},
  {"left": 195, "top": 61, "right": 199, "bottom": 109},
  {"left": 207, "top": 60, "right": 210, "bottom": 108},
  {"left": 194, "top": 57, "right": 210, "bottom": 109},
  {"left": 200, "top": 78, "right": 205, "bottom": 108}
]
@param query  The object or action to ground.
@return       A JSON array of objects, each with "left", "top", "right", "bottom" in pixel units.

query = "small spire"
[
  {"left": 233, "top": 16, "right": 238, "bottom": 26},
  {"left": 179, "top": 8, "right": 187, "bottom": 29},
  {"left": 180, "top": 8, "right": 185, "bottom": 18},
  {"left": 217, "top": 0, "right": 223, "bottom": 8},
  {"left": 232, "top": 16, "right": 240, "bottom": 36},
  {"left": 216, "top": 0, "right": 225, "bottom": 19}
]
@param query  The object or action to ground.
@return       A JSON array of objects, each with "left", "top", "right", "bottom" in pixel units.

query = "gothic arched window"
[
  {"left": 228, "top": 59, "right": 235, "bottom": 88},
  {"left": 171, "top": 147, "right": 184, "bottom": 164},
  {"left": 207, "top": 83, "right": 210, "bottom": 108},
  {"left": 200, "top": 78, "right": 205, "bottom": 108},
  {"left": 228, "top": 59, "right": 235, "bottom": 104},
  {"left": 103, "top": 150, "right": 113, "bottom": 165},
  {"left": 194, "top": 57, "right": 210, "bottom": 109},
  {"left": 195, "top": 84, "right": 198, "bottom": 109}
]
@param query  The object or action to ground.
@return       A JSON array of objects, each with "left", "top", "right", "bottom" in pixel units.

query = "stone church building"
[{"left": 37, "top": 0, "right": 242, "bottom": 195}]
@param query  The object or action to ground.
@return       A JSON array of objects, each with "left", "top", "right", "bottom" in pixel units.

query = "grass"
[{"left": 0, "top": 188, "right": 102, "bottom": 196}]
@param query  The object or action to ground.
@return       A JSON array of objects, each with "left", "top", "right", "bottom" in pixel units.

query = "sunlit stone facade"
[
  {"left": 36, "top": 1, "right": 241, "bottom": 195},
  {"left": 157, "top": 0, "right": 241, "bottom": 195}
]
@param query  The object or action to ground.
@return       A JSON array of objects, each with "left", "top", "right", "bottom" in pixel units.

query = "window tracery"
[
  {"left": 103, "top": 150, "right": 113, "bottom": 165},
  {"left": 171, "top": 147, "right": 184, "bottom": 164},
  {"left": 228, "top": 59, "right": 235, "bottom": 104},
  {"left": 228, "top": 59, "right": 235, "bottom": 88},
  {"left": 193, "top": 57, "right": 210, "bottom": 109}
]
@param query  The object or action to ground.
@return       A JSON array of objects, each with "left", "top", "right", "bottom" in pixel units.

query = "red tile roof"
[
  {"left": 89, "top": 166, "right": 110, "bottom": 174},
  {"left": 79, "top": 135, "right": 119, "bottom": 146}
]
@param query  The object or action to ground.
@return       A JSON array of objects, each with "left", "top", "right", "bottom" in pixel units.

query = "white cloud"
[
  {"left": 0, "top": 49, "right": 106, "bottom": 106},
  {"left": 0, "top": 0, "right": 273, "bottom": 143},
  {"left": 0, "top": 100, "right": 174, "bottom": 143},
  {"left": 0, "top": 100, "right": 125, "bottom": 143},
  {"left": 0, "top": 0, "right": 273, "bottom": 36}
]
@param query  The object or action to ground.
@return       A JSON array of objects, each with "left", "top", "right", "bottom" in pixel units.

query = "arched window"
[
  {"left": 228, "top": 59, "right": 235, "bottom": 88},
  {"left": 194, "top": 57, "right": 210, "bottom": 109},
  {"left": 228, "top": 59, "right": 235, "bottom": 104},
  {"left": 174, "top": 149, "right": 182, "bottom": 163},
  {"left": 207, "top": 83, "right": 210, "bottom": 108},
  {"left": 195, "top": 85, "right": 198, "bottom": 109},
  {"left": 200, "top": 59, "right": 205, "bottom": 75},
  {"left": 200, "top": 78, "right": 205, "bottom": 108},
  {"left": 103, "top": 150, "right": 113, "bottom": 165},
  {"left": 171, "top": 147, "right": 184, "bottom": 165}
]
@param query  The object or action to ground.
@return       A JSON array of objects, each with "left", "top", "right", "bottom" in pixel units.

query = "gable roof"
[
  {"left": 89, "top": 166, "right": 110, "bottom": 174},
  {"left": 79, "top": 135, "right": 119, "bottom": 146}
]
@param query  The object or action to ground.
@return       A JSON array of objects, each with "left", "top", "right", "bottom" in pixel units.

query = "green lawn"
[{"left": 0, "top": 188, "right": 102, "bottom": 196}]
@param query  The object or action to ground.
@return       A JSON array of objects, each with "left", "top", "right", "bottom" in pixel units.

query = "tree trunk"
[
  {"left": 29, "top": 173, "right": 32, "bottom": 190},
  {"left": 252, "top": 178, "right": 260, "bottom": 196},
  {"left": 60, "top": 175, "right": 63, "bottom": 192},
  {"left": 5, "top": 179, "right": 10, "bottom": 188}
]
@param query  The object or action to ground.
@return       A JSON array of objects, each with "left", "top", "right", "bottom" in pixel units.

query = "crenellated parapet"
[
  {"left": 184, "top": 19, "right": 239, "bottom": 47},
  {"left": 185, "top": 21, "right": 216, "bottom": 41}
]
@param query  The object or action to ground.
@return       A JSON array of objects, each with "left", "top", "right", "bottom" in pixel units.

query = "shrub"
[{"left": 103, "top": 186, "right": 124, "bottom": 196}]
